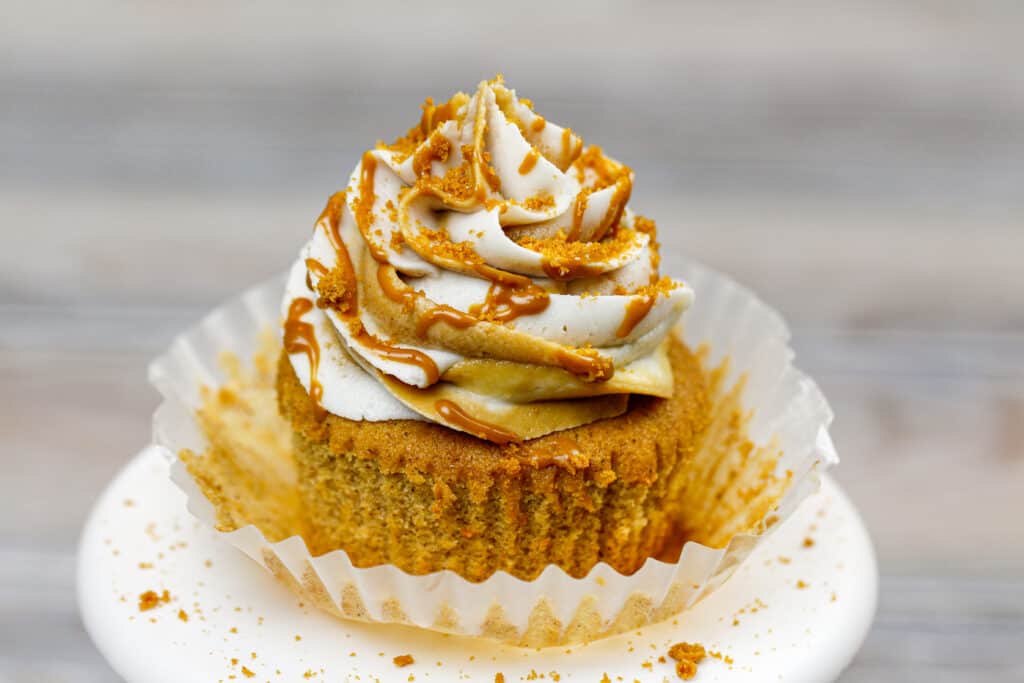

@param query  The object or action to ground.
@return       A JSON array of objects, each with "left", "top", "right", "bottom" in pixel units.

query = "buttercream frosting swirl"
[{"left": 282, "top": 78, "right": 694, "bottom": 442}]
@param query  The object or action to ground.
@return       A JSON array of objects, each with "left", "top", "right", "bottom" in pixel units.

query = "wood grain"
[{"left": 2, "top": 1, "right": 1022, "bottom": 680}]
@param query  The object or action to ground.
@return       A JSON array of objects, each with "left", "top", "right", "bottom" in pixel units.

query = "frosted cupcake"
[
  {"left": 274, "top": 76, "right": 715, "bottom": 581},
  {"left": 172, "top": 76, "right": 831, "bottom": 645}
]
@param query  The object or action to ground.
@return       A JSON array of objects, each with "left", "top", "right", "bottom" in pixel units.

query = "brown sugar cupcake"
[
  {"left": 166, "top": 76, "right": 835, "bottom": 646},
  {"left": 274, "top": 77, "right": 707, "bottom": 581}
]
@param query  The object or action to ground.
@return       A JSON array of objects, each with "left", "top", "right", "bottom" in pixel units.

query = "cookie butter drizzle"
[
  {"left": 283, "top": 298, "right": 324, "bottom": 417},
  {"left": 434, "top": 399, "right": 519, "bottom": 444},
  {"left": 468, "top": 264, "right": 551, "bottom": 323},
  {"left": 617, "top": 294, "right": 656, "bottom": 338},
  {"left": 354, "top": 327, "right": 441, "bottom": 384},
  {"left": 354, "top": 151, "right": 388, "bottom": 262},
  {"left": 318, "top": 191, "right": 347, "bottom": 251},
  {"left": 415, "top": 305, "right": 477, "bottom": 336},
  {"left": 518, "top": 148, "right": 539, "bottom": 175}
]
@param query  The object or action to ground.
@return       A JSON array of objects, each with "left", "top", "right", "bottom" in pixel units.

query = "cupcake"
[
  {"left": 167, "top": 75, "right": 834, "bottom": 645},
  {"left": 276, "top": 76, "right": 709, "bottom": 582}
]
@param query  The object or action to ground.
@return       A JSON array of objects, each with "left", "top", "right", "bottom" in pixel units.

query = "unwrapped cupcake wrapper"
[{"left": 150, "top": 259, "right": 836, "bottom": 646}]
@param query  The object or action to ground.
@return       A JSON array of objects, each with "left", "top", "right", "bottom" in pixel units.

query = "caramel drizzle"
[
  {"left": 518, "top": 148, "right": 540, "bottom": 175},
  {"left": 598, "top": 178, "right": 632, "bottom": 240},
  {"left": 540, "top": 258, "right": 605, "bottom": 281},
  {"left": 616, "top": 294, "right": 656, "bottom": 338},
  {"left": 306, "top": 258, "right": 330, "bottom": 279},
  {"left": 434, "top": 399, "right": 519, "bottom": 445},
  {"left": 415, "top": 305, "right": 477, "bottom": 336},
  {"left": 419, "top": 96, "right": 459, "bottom": 138},
  {"left": 568, "top": 188, "right": 591, "bottom": 241},
  {"left": 469, "top": 281, "right": 550, "bottom": 323},
  {"left": 375, "top": 262, "right": 417, "bottom": 309},
  {"left": 283, "top": 298, "right": 324, "bottom": 417},
  {"left": 559, "top": 128, "right": 583, "bottom": 166},
  {"left": 354, "top": 151, "right": 388, "bottom": 262},
  {"left": 472, "top": 263, "right": 532, "bottom": 288},
  {"left": 479, "top": 151, "right": 502, "bottom": 193},
  {"left": 304, "top": 257, "right": 330, "bottom": 296},
  {"left": 317, "top": 191, "right": 347, "bottom": 252},
  {"left": 561, "top": 127, "right": 573, "bottom": 160},
  {"left": 555, "top": 348, "right": 613, "bottom": 382},
  {"left": 354, "top": 324, "right": 440, "bottom": 385},
  {"left": 468, "top": 263, "right": 550, "bottom": 322}
]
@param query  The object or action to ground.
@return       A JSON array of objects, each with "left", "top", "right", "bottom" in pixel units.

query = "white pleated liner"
[{"left": 150, "top": 259, "right": 837, "bottom": 644}]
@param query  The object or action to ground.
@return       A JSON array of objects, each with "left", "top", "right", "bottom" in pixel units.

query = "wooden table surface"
[{"left": 2, "top": 1, "right": 1022, "bottom": 680}]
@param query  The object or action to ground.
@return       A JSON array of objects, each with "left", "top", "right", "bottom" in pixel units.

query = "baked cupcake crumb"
[{"left": 667, "top": 641, "right": 706, "bottom": 680}]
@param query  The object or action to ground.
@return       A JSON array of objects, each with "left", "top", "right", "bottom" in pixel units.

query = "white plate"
[{"left": 79, "top": 446, "right": 876, "bottom": 682}]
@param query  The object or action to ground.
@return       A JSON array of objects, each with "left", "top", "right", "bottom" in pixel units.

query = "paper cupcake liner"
[{"left": 149, "top": 259, "right": 836, "bottom": 646}]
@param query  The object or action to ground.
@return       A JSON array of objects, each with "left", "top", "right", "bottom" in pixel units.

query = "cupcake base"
[
  {"left": 276, "top": 335, "right": 712, "bottom": 582},
  {"left": 82, "top": 445, "right": 874, "bottom": 679}
]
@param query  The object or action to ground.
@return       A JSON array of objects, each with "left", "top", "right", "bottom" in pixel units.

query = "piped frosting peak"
[{"left": 282, "top": 78, "right": 694, "bottom": 442}]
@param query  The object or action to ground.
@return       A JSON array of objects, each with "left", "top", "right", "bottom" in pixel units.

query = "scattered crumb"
[
  {"left": 600, "top": 675, "right": 611, "bottom": 683},
  {"left": 778, "top": 556, "right": 791, "bottom": 564},
  {"left": 796, "top": 580, "right": 809, "bottom": 589},
  {"left": 177, "top": 609, "right": 188, "bottom": 622},
  {"left": 138, "top": 590, "right": 171, "bottom": 612},
  {"left": 803, "top": 537, "right": 815, "bottom": 548},
  {"left": 240, "top": 666, "right": 254, "bottom": 678},
  {"left": 393, "top": 654, "right": 415, "bottom": 668},
  {"left": 295, "top": 635, "right": 302, "bottom": 641},
  {"left": 708, "top": 650, "right": 735, "bottom": 666},
  {"left": 138, "top": 562, "right": 154, "bottom": 570},
  {"left": 667, "top": 642, "right": 706, "bottom": 681},
  {"left": 230, "top": 627, "right": 238, "bottom": 634},
  {"left": 123, "top": 499, "right": 134, "bottom": 507},
  {"left": 494, "top": 674, "right": 504, "bottom": 683}
]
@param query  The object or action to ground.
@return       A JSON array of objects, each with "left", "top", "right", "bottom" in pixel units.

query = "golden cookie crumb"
[
  {"left": 137, "top": 589, "right": 171, "bottom": 612},
  {"left": 667, "top": 642, "right": 706, "bottom": 680}
]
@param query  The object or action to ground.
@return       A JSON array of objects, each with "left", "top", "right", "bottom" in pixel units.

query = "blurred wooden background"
[{"left": 1, "top": 1, "right": 1022, "bottom": 680}]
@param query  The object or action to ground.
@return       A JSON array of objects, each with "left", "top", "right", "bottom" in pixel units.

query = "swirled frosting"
[{"left": 282, "top": 78, "right": 694, "bottom": 443}]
